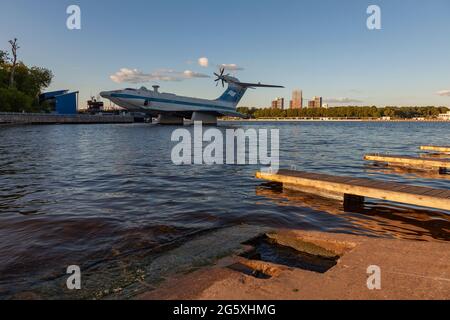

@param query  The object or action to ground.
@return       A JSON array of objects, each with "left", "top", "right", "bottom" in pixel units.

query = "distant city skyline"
[
  {"left": 272, "top": 90, "right": 326, "bottom": 110},
  {"left": 1, "top": 0, "right": 450, "bottom": 108}
]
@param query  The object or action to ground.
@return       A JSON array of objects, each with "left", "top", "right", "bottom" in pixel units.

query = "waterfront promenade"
[{"left": 0, "top": 112, "right": 134, "bottom": 124}]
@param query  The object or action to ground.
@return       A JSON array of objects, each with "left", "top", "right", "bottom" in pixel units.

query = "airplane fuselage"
[
  {"left": 100, "top": 73, "right": 282, "bottom": 124},
  {"left": 103, "top": 87, "right": 237, "bottom": 115}
]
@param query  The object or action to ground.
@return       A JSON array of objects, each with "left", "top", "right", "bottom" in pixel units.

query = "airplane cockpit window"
[{"left": 125, "top": 88, "right": 136, "bottom": 91}]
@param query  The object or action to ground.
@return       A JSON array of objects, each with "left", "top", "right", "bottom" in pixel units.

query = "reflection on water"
[
  {"left": 365, "top": 164, "right": 450, "bottom": 181},
  {"left": 419, "top": 152, "right": 450, "bottom": 159},
  {"left": 0, "top": 121, "right": 449, "bottom": 299}
]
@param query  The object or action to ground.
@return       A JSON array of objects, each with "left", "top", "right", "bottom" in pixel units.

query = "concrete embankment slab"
[
  {"left": 137, "top": 230, "right": 450, "bottom": 300},
  {"left": 0, "top": 113, "right": 134, "bottom": 124}
]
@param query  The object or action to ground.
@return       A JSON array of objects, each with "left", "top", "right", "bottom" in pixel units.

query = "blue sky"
[{"left": 1, "top": 0, "right": 449, "bottom": 108}]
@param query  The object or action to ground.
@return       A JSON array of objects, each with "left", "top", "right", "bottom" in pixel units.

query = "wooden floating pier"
[
  {"left": 420, "top": 145, "right": 450, "bottom": 153},
  {"left": 256, "top": 169, "right": 450, "bottom": 211},
  {"left": 364, "top": 154, "right": 450, "bottom": 173}
]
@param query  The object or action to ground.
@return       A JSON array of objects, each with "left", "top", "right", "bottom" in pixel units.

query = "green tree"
[
  {"left": 0, "top": 41, "right": 53, "bottom": 112},
  {"left": 0, "top": 87, "right": 33, "bottom": 112},
  {"left": 0, "top": 50, "right": 9, "bottom": 89},
  {"left": 13, "top": 63, "right": 53, "bottom": 101},
  {"left": 0, "top": 50, "right": 8, "bottom": 65}
]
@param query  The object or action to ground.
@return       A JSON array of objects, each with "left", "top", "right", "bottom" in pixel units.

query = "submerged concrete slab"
[{"left": 137, "top": 230, "right": 450, "bottom": 300}]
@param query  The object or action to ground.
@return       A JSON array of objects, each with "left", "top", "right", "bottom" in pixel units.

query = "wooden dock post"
[{"left": 343, "top": 194, "right": 365, "bottom": 211}]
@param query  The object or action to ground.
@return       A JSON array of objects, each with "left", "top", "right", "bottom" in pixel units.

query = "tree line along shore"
[{"left": 237, "top": 106, "right": 449, "bottom": 120}]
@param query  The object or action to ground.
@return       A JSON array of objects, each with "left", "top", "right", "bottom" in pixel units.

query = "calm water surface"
[{"left": 0, "top": 121, "right": 449, "bottom": 298}]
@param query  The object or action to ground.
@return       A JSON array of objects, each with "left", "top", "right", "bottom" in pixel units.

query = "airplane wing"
[{"left": 236, "top": 82, "right": 285, "bottom": 88}]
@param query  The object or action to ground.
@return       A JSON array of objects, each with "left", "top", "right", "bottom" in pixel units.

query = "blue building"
[{"left": 39, "top": 90, "right": 79, "bottom": 114}]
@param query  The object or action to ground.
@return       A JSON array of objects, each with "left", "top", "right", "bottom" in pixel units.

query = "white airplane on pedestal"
[{"left": 100, "top": 69, "right": 284, "bottom": 124}]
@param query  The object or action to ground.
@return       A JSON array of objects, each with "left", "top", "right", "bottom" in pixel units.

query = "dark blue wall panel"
[{"left": 55, "top": 92, "right": 78, "bottom": 114}]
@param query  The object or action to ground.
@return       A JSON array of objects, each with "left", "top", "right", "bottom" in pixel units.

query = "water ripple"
[{"left": 0, "top": 122, "right": 449, "bottom": 298}]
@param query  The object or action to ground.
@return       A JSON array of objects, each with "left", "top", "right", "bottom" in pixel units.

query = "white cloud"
[
  {"left": 436, "top": 90, "right": 450, "bottom": 97},
  {"left": 198, "top": 57, "right": 209, "bottom": 68},
  {"left": 110, "top": 68, "right": 209, "bottom": 83},
  {"left": 219, "top": 63, "right": 244, "bottom": 71},
  {"left": 183, "top": 70, "right": 210, "bottom": 78},
  {"left": 110, "top": 68, "right": 147, "bottom": 83},
  {"left": 324, "top": 97, "right": 363, "bottom": 103}
]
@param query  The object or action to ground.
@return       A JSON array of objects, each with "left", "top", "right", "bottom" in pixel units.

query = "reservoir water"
[{"left": 0, "top": 121, "right": 449, "bottom": 299}]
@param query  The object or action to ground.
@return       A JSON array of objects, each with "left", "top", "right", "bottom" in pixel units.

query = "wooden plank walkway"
[
  {"left": 256, "top": 169, "right": 450, "bottom": 211},
  {"left": 364, "top": 154, "right": 450, "bottom": 173},
  {"left": 420, "top": 146, "right": 450, "bottom": 153}
]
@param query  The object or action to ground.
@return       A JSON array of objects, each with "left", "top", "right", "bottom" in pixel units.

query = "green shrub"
[{"left": 0, "top": 87, "right": 33, "bottom": 112}]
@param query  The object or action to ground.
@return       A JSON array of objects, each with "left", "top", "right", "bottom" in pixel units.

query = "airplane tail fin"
[
  {"left": 215, "top": 73, "right": 284, "bottom": 108},
  {"left": 216, "top": 81, "right": 248, "bottom": 107}
]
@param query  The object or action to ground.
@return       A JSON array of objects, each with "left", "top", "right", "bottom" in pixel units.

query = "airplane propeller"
[
  {"left": 214, "top": 68, "right": 230, "bottom": 87},
  {"left": 213, "top": 67, "right": 284, "bottom": 89}
]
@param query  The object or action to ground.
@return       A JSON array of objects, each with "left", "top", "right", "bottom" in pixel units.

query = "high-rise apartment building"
[
  {"left": 291, "top": 90, "right": 303, "bottom": 109},
  {"left": 306, "top": 96, "right": 323, "bottom": 108},
  {"left": 271, "top": 100, "right": 278, "bottom": 109},
  {"left": 272, "top": 97, "right": 285, "bottom": 109},
  {"left": 314, "top": 96, "right": 323, "bottom": 109}
]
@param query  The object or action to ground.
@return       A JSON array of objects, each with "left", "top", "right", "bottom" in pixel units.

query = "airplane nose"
[{"left": 100, "top": 91, "right": 111, "bottom": 98}]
